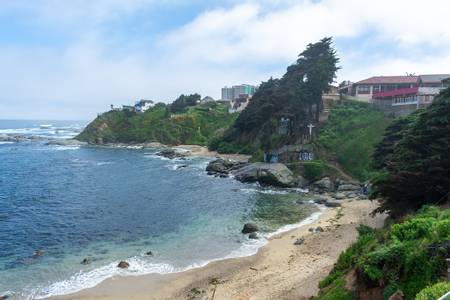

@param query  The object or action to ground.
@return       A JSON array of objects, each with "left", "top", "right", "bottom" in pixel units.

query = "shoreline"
[{"left": 52, "top": 199, "right": 385, "bottom": 300}]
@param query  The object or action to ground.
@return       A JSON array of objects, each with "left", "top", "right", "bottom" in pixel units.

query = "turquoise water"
[{"left": 0, "top": 120, "right": 317, "bottom": 299}]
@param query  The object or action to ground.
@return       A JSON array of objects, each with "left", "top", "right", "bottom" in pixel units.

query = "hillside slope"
[
  {"left": 315, "top": 101, "right": 392, "bottom": 181},
  {"left": 76, "top": 102, "right": 238, "bottom": 145}
]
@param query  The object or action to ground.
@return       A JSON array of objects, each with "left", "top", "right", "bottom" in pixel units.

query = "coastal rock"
[
  {"left": 248, "top": 233, "right": 259, "bottom": 239},
  {"left": 156, "top": 149, "right": 187, "bottom": 159},
  {"left": 324, "top": 201, "right": 341, "bottom": 208},
  {"left": 81, "top": 257, "right": 92, "bottom": 265},
  {"left": 32, "top": 250, "right": 44, "bottom": 258},
  {"left": 312, "top": 177, "right": 334, "bottom": 192},
  {"left": 313, "top": 196, "right": 329, "bottom": 205},
  {"left": 337, "top": 184, "right": 360, "bottom": 192},
  {"left": 334, "top": 193, "right": 346, "bottom": 200},
  {"left": 0, "top": 295, "right": 9, "bottom": 300},
  {"left": 294, "top": 238, "right": 305, "bottom": 245},
  {"left": 205, "top": 158, "right": 243, "bottom": 175},
  {"left": 145, "top": 251, "right": 154, "bottom": 257},
  {"left": 242, "top": 223, "right": 258, "bottom": 234},
  {"left": 117, "top": 261, "right": 130, "bottom": 269},
  {"left": 46, "top": 139, "right": 87, "bottom": 146},
  {"left": 232, "top": 163, "right": 296, "bottom": 187},
  {"left": 315, "top": 226, "right": 324, "bottom": 232}
]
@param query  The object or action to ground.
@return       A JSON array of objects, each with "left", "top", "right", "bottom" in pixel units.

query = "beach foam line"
[
  {"left": 0, "top": 141, "right": 14, "bottom": 145},
  {"left": 34, "top": 209, "right": 324, "bottom": 299}
]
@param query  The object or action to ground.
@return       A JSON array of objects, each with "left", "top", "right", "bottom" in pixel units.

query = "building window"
[
  {"left": 373, "top": 85, "right": 381, "bottom": 94},
  {"left": 357, "top": 85, "right": 371, "bottom": 94}
]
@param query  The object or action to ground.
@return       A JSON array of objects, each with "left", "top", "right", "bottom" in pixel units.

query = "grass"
[{"left": 315, "top": 100, "right": 392, "bottom": 181}]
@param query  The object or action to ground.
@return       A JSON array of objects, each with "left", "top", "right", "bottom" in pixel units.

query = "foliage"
[
  {"left": 315, "top": 278, "right": 356, "bottom": 300},
  {"left": 302, "top": 161, "right": 326, "bottom": 181},
  {"left": 371, "top": 87, "right": 450, "bottom": 216},
  {"left": 315, "top": 206, "right": 450, "bottom": 300},
  {"left": 76, "top": 102, "right": 238, "bottom": 146},
  {"left": 315, "top": 100, "right": 391, "bottom": 181},
  {"left": 169, "top": 93, "right": 201, "bottom": 113},
  {"left": 415, "top": 282, "right": 450, "bottom": 300}
]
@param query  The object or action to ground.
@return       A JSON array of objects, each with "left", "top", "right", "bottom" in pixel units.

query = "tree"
[
  {"left": 372, "top": 87, "right": 450, "bottom": 216},
  {"left": 227, "top": 37, "right": 339, "bottom": 150},
  {"left": 170, "top": 93, "right": 201, "bottom": 113},
  {"left": 287, "top": 37, "right": 340, "bottom": 122}
]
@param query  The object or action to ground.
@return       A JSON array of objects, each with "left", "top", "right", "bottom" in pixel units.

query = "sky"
[{"left": 1, "top": 0, "right": 450, "bottom": 120}]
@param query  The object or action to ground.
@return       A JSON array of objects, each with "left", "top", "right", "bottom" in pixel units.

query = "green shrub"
[
  {"left": 303, "top": 161, "right": 326, "bottom": 181},
  {"left": 415, "top": 282, "right": 450, "bottom": 300}
]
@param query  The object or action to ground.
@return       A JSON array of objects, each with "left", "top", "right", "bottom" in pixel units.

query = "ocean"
[{"left": 0, "top": 120, "right": 319, "bottom": 299}]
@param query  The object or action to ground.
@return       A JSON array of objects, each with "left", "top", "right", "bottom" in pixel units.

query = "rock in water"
[
  {"left": 117, "top": 261, "right": 130, "bottom": 269},
  {"left": 312, "top": 177, "right": 334, "bottom": 192},
  {"left": 145, "top": 251, "right": 154, "bottom": 256},
  {"left": 32, "top": 250, "right": 44, "bottom": 258},
  {"left": 81, "top": 257, "right": 92, "bottom": 265},
  {"left": 248, "top": 233, "right": 259, "bottom": 239},
  {"left": 242, "top": 223, "right": 259, "bottom": 234},
  {"left": 156, "top": 149, "right": 186, "bottom": 159},
  {"left": 232, "top": 163, "right": 296, "bottom": 187}
]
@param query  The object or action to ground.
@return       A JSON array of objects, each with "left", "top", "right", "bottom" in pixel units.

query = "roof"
[
  {"left": 356, "top": 76, "right": 419, "bottom": 85},
  {"left": 373, "top": 87, "right": 418, "bottom": 99},
  {"left": 419, "top": 74, "right": 450, "bottom": 83}
]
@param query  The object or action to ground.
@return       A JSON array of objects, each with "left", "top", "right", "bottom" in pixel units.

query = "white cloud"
[{"left": 1, "top": 0, "right": 450, "bottom": 119}]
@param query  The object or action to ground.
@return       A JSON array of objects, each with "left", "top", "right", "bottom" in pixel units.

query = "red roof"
[
  {"left": 373, "top": 87, "right": 419, "bottom": 99},
  {"left": 356, "top": 76, "right": 419, "bottom": 85}
]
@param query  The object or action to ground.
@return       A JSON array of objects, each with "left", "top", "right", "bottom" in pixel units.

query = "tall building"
[{"left": 221, "top": 84, "right": 256, "bottom": 100}]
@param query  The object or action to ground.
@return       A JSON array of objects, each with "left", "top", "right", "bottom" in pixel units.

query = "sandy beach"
[{"left": 53, "top": 199, "right": 385, "bottom": 300}]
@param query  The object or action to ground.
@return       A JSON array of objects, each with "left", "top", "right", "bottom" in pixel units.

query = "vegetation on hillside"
[
  {"left": 371, "top": 87, "right": 450, "bottom": 216},
  {"left": 315, "top": 206, "right": 450, "bottom": 300},
  {"left": 76, "top": 102, "right": 238, "bottom": 145},
  {"left": 215, "top": 37, "right": 339, "bottom": 153},
  {"left": 315, "top": 101, "right": 392, "bottom": 181}
]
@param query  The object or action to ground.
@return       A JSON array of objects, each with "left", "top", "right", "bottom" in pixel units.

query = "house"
[
  {"left": 351, "top": 75, "right": 420, "bottom": 101},
  {"left": 110, "top": 104, "right": 122, "bottom": 111},
  {"left": 134, "top": 99, "right": 154, "bottom": 113},
  {"left": 200, "top": 96, "right": 215, "bottom": 103},
  {"left": 371, "top": 74, "right": 450, "bottom": 116},
  {"left": 122, "top": 105, "right": 135, "bottom": 112}
]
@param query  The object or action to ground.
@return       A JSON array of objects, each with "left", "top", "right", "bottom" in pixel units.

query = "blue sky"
[{"left": 0, "top": 0, "right": 449, "bottom": 120}]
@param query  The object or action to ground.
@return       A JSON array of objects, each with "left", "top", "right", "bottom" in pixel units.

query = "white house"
[{"left": 134, "top": 99, "right": 154, "bottom": 113}]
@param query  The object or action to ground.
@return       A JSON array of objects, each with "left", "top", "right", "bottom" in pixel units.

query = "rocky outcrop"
[
  {"left": 206, "top": 158, "right": 243, "bottom": 176},
  {"left": 232, "top": 163, "right": 296, "bottom": 187},
  {"left": 248, "top": 232, "right": 259, "bottom": 239},
  {"left": 312, "top": 177, "right": 334, "bottom": 192},
  {"left": 337, "top": 183, "right": 360, "bottom": 192},
  {"left": 156, "top": 149, "right": 187, "bottom": 159},
  {"left": 46, "top": 139, "right": 87, "bottom": 146},
  {"left": 242, "top": 223, "right": 258, "bottom": 234},
  {"left": 117, "top": 261, "right": 130, "bottom": 269}
]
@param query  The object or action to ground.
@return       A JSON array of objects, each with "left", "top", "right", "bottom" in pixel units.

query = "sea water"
[{"left": 0, "top": 120, "right": 319, "bottom": 299}]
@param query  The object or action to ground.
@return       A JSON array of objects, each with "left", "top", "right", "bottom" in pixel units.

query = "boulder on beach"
[
  {"left": 312, "top": 177, "right": 334, "bottom": 192},
  {"left": 337, "top": 184, "right": 360, "bottom": 192},
  {"left": 324, "top": 201, "right": 341, "bottom": 208},
  {"left": 242, "top": 223, "right": 259, "bottom": 234},
  {"left": 117, "top": 261, "right": 130, "bottom": 269},
  {"left": 334, "top": 193, "right": 346, "bottom": 200},
  {"left": 232, "top": 163, "right": 296, "bottom": 187},
  {"left": 294, "top": 238, "right": 305, "bottom": 245}
]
